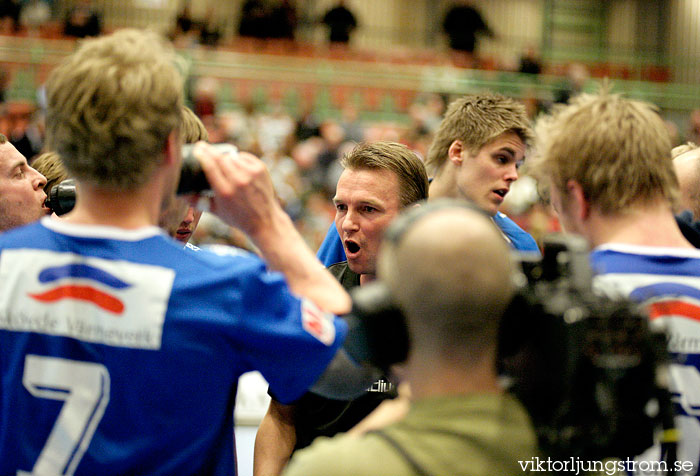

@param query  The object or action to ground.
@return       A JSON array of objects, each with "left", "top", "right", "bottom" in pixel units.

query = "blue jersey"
[
  {"left": 0, "top": 218, "right": 347, "bottom": 476},
  {"left": 591, "top": 244, "right": 700, "bottom": 475},
  {"left": 492, "top": 212, "right": 540, "bottom": 254},
  {"left": 317, "top": 211, "right": 539, "bottom": 266}
]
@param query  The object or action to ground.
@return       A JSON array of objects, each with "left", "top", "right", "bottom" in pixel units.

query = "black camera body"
[
  {"left": 500, "top": 234, "right": 674, "bottom": 462},
  {"left": 349, "top": 232, "right": 674, "bottom": 462},
  {"left": 44, "top": 179, "right": 76, "bottom": 216},
  {"left": 177, "top": 143, "right": 238, "bottom": 195},
  {"left": 45, "top": 143, "right": 239, "bottom": 215}
]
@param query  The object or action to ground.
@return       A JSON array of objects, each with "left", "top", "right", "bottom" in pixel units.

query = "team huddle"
[{"left": 0, "top": 28, "right": 698, "bottom": 476}]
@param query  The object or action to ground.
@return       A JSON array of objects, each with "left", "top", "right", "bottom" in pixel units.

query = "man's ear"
[
  {"left": 447, "top": 140, "right": 465, "bottom": 165},
  {"left": 566, "top": 179, "right": 590, "bottom": 221}
]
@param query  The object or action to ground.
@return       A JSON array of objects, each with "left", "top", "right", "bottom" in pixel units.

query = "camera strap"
[{"left": 369, "top": 430, "right": 433, "bottom": 476}]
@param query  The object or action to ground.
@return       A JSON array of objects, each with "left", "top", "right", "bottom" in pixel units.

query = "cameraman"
[
  {"left": 0, "top": 29, "right": 380, "bottom": 475},
  {"left": 283, "top": 201, "right": 538, "bottom": 476},
  {"left": 529, "top": 89, "right": 700, "bottom": 475}
]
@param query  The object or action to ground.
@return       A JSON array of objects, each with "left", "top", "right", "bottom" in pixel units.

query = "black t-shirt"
[
  {"left": 272, "top": 261, "right": 398, "bottom": 451},
  {"left": 442, "top": 5, "right": 489, "bottom": 52},
  {"left": 322, "top": 6, "right": 357, "bottom": 43}
]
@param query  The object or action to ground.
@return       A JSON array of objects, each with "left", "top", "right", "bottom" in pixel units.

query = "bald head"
[
  {"left": 673, "top": 146, "right": 700, "bottom": 219},
  {"left": 378, "top": 203, "right": 515, "bottom": 358}
]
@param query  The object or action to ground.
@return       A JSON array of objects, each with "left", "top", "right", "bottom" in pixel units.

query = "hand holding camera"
[
  {"left": 49, "top": 142, "right": 283, "bottom": 240},
  {"left": 182, "top": 141, "right": 285, "bottom": 240}
]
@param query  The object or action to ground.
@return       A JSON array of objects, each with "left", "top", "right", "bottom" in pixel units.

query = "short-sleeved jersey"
[
  {"left": 0, "top": 217, "right": 347, "bottom": 476},
  {"left": 316, "top": 212, "right": 539, "bottom": 266},
  {"left": 591, "top": 244, "right": 700, "bottom": 475}
]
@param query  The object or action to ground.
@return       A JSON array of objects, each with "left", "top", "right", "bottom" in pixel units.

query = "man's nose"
[
  {"left": 183, "top": 207, "right": 195, "bottom": 224},
  {"left": 341, "top": 209, "right": 360, "bottom": 231},
  {"left": 34, "top": 170, "right": 47, "bottom": 190},
  {"left": 505, "top": 163, "right": 519, "bottom": 182}
]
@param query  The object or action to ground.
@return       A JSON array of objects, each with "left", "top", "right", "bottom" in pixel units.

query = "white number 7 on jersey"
[{"left": 18, "top": 355, "right": 110, "bottom": 476}]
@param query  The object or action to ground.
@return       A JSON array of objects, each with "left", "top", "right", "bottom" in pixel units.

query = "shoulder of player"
[{"left": 284, "top": 433, "right": 410, "bottom": 476}]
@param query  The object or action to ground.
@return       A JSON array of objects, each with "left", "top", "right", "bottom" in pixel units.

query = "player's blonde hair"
[
  {"left": 341, "top": 141, "right": 428, "bottom": 208},
  {"left": 45, "top": 29, "right": 184, "bottom": 189},
  {"left": 180, "top": 105, "right": 209, "bottom": 143},
  {"left": 31, "top": 151, "right": 68, "bottom": 195},
  {"left": 425, "top": 93, "right": 533, "bottom": 175},
  {"left": 529, "top": 89, "right": 677, "bottom": 214}
]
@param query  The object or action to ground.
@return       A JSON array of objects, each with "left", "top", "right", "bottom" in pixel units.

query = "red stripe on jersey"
[
  {"left": 648, "top": 300, "right": 700, "bottom": 322},
  {"left": 29, "top": 285, "right": 125, "bottom": 314}
]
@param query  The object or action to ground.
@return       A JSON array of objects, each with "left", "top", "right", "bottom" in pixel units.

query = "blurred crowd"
[
  {"left": 1, "top": 68, "right": 699, "bottom": 254},
  {"left": 0, "top": 1, "right": 693, "bottom": 252}
]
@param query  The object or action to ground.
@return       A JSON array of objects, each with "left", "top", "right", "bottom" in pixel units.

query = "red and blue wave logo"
[{"left": 29, "top": 264, "right": 132, "bottom": 315}]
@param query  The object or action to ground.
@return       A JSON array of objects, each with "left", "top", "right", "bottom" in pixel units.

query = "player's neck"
[
  {"left": 406, "top": 352, "right": 502, "bottom": 400},
  {"left": 428, "top": 165, "right": 456, "bottom": 200},
  {"left": 359, "top": 272, "right": 376, "bottom": 286},
  {"left": 62, "top": 183, "right": 163, "bottom": 229},
  {"left": 588, "top": 201, "right": 692, "bottom": 249}
]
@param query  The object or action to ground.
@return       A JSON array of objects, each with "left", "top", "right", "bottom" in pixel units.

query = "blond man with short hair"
[
  {"left": 255, "top": 141, "right": 429, "bottom": 476},
  {"left": 529, "top": 89, "right": 700, "bottom": 475},
  {"left": 0, "top": 28, "right": 382, "bottom": 476}
]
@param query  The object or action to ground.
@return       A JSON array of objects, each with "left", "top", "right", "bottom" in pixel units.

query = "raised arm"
[{"left": 192, "top": 142, "right": 351, "bottom": 315}]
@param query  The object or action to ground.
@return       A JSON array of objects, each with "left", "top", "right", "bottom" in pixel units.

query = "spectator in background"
[
  {"left": 269, "top": 0, "right": 297, "bottom": 41},
  {"left": 295, "top": 103, "right": 321, "bottom": 142},
  {"left": 20, "top": 0, "right": 52, "bottom": 35},
  {"left": 313, "top": 119, "right": 348, "bottom": 197},
  {"left": 198, "top": 7, "right": 222, "bottom": 47},
  {"left": 175, "top": 3, "right": 194, "bottom": 36},
  {"left": 193, "top": 76, "right": 218, "bottom": 119},
  {"left": 0, "top": 0, "right": 21, "bottom": 34},
  {"left": 0, "top": 67, "right": 7, "bottom": 103},
  {"left": 553, "top": 62, "right": 589, "bottom": 104},
  {"left": 518, "top": 45, "right": 542, "bottom": 75},
  {"left": 687, "top": 109, "right": 700, "bottom": 145},
  {"left": 239, "top": 0, "right": 269, "bottom": 39},
  {"left": 63, "top": 0, "right": 101, "bottom": 38},
  {"left": 322, "top": 0, "right": 357, "bottom": 44},
  {"left": 442, "top": 1, "right": 494, "bottom": 67}
]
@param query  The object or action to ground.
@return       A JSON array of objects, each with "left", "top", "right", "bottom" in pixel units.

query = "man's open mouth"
[
  {"left": 494, "top": 189, "right": 508, "bottom": 198},
  {"left": 345, "top": 240, "right": 360, "bottom": 254}
]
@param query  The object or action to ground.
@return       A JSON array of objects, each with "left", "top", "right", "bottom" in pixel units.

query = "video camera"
[
  {"left": 349, "top": 232, "right": 674, "bottom": 464},
  {"left": 44, "top": 143, "right": 238, "bottom": 215},
  {"left": 499, "top": 234, "right": 675, "bottom": 463}
]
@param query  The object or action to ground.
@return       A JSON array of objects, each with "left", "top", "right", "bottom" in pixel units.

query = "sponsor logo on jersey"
[
  {"left": 301, "top": 299, "right": 335, "bottom": 345},
  {"left": 0, "top": 250, "right": 174, "bottom": 349},
  {"left": 629, "top": 282, "right": 700, "bottom": 324},
  {"left": 29, "top": 264, "right": 131, "bottom": 314}
]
